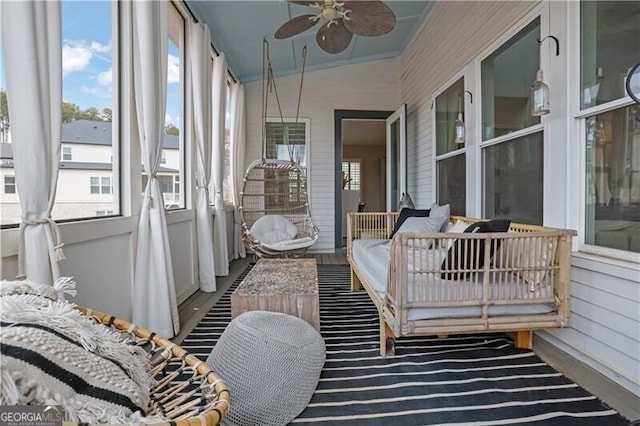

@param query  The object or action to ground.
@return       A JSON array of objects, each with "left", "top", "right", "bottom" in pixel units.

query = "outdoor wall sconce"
[
  {"left": 454, "top": 93, "right": 466, "bottom": 144},
  {"left": 530, "top": 35, "right": 559, "bottom": 117}
]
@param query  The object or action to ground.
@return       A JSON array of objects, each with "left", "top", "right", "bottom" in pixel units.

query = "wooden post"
[
  {"left": 351, "top": 267, "right": 361, "bottom": 292},
  {"left": 515, "top": 330, "right": 533, "bottom": 349}
]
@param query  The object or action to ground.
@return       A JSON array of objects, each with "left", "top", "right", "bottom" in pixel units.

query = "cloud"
[
  {"left": 165, "top": 112, "right": 181, "bottom": 126},
  {"left": 167, "top": 54, "right": 180, "bottom": 84},
  {"left": 81, "top": 85, "right": 111, "bottom": 99},
  {"left": 62, "top": 45, "right": 92, "bottom": 76},
  {"left": 97, "top": 67, "right": 112, "bottom": 86},
  {"left": 90, "top": 41, "right": 111, "bottom": 53}
]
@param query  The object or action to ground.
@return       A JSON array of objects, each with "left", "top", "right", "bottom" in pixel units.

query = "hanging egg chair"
[{"left": 239, "top": 42, "right": 318, "bottom": 258}]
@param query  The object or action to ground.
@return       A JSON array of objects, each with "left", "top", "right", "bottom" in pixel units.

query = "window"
[
  {"left": 160, "top": 150, "right": 167, "bottom": 165},
  {"left": 4, "top": 175, "right": 16, "bottom": 194},
  {"left": 481, "top": 19, "right": 540, "bottom": 141},
  {"left": 95, "top": 210, "right": 114, "bottom": 216},
  {"left": 62, "top": 146, "right": 72, "bottom": 161},
  {"left": 223, "top": 80, "right": 233, "bottom": 203},
  {"left": 481, "top": 17, "right": 543, "bottom": 225},
  {"left": 90, "top": 176, "right": 111, "bottom": 194},
  {"left": 342, "top": 160, "right": 361, "bottom": 191},
  {"left": 435, "top": 77, "right": 466, "bottom": 216},
  {"left": 54, "top": 0, "right": 116, "bottom": 222},
  {"left": 265, "top": 120, "right": 308, "bottom": 166},
  {"left": 581, "top": 1, "right": 640, "bottom": 253},
  {"left": 158, "top": 3, "right": 185, "bottom": 210}
]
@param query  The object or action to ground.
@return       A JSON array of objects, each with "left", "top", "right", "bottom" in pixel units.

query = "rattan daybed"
[
  {"left": 346, "top": 213, "right": 576, "bottom": 356},
  {"left": 77, "top": 307, "right": 230, "bottom": 425}
]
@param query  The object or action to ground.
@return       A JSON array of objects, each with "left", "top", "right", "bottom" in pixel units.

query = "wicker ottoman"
[{"left": 206, "top": 310, "right": 325, "bottom": 426}]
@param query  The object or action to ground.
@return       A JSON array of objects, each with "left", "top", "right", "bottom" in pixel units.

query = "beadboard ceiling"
[{"left": 186, "top": 0, "right": 434, "bottom": 83}]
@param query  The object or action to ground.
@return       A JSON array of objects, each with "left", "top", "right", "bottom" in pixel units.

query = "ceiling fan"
[{"left": 274, "top": 0, "right": 396, "bottom": 54}]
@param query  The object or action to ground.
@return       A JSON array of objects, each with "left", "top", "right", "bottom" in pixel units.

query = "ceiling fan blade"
[
  {"left": 342, "top": 0, "right": 396, "bottom": 37},
  {"left": 275, "top": 14, "right": 319, "bottom": 39},
  {"left": 316, "top": 19, "right": 353, "bottom": 54}
]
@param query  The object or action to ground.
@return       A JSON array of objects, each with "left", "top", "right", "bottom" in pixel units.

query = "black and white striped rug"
[{"left": 181, "top": 264, "right": 627, "bottom": 425}]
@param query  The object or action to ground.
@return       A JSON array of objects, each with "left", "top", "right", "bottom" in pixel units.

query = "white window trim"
[
  {"left": 568, "top": 0, "right": 640, "bottom": 261},
  {"left": 432, "top": 70, "right": 472, "bottom": 215},
  {"left": 342, "top": 158, "right": 362, "bottom": 194},
  {"left": 264, "top": 117, "right": 312, "bottom": 199},
  {"left": 473, "top": 5, "right": 548, "bottom": 221},
  {"left": 4, "top": 175, "right": 16, "bottom": 194}
]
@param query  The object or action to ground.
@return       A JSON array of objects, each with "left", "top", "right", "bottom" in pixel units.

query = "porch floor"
[{"left": 173, "top": 253, "right": 639, "bottom": 422}]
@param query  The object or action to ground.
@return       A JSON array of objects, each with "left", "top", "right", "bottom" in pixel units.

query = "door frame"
[{"left": 334, "top": 109, "right": 393, "bottom": 249}]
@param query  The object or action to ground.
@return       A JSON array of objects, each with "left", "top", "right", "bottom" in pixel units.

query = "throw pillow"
[
  {"left": 250, "top": 215, "right": 297, "bottom": 244},
  {"left": 398, "top": 192, "right": 415, "bottom": 209},
  {"left": 495, "top": 232, "right": 556, "bottom": 291},
  {"left": 395, "top": 216, "right": 448, "bottom": 235},
  {"left": 441, "top": 219, "right": 511, "bottom": 279},
  {"left": 429, "top": 203, "right": 451, "bottom": 231},
  {"left": 389, "top": 208, "right": 431, "bottom": 239},
  {"left": 0, "top": 278, "right": 154, "bottom": 423}
]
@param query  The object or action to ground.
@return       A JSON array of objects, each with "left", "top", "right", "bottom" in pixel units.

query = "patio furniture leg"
[
  {"left": 515, "top": 330, "right": 533, "bottom": 349},
  {"left": 351, "top": 267, "right": 361, "bottom": 292},
  {"left": 379, "top": 315, "right": 395, "bottom": 357}
]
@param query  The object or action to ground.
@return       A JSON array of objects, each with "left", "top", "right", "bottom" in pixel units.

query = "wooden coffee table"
[{"left": 231, "top": 258, "right": 320, "bottom": 331}]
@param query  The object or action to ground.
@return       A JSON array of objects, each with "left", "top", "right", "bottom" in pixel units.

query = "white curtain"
[
  {"left": 229, "top": 82, "right": 247, "bottom": 260},
  {"left": 211, "top": 53, "right": 230, "bottom": 276},
  {"left": 0, "top": 1, "right": 64, "bottom": 285},
  {"left": 131, "top": 1, "right": 180, "bottom": 338},
  {"left": 188, "top": 22, "right": 216, "bottom": 291}
]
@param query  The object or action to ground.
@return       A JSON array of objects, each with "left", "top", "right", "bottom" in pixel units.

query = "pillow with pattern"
[
  {"left": 441, "top": 219, "right": 511, "bottom": 280},
  {"left": 0, "top": 278, "right": 155, "bottom": 424}
]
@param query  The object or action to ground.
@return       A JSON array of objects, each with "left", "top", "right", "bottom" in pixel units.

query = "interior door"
[{"left": 386, "top": 104, "right": 407, "bottom": 211}]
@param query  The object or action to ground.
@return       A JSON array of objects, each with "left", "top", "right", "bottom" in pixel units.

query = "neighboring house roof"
[
  {"left": 62, "top": 119, "right": 179, "bottom": 149},
  {"left": 0, "top": 119, "right": 180, "bottom": 161}
]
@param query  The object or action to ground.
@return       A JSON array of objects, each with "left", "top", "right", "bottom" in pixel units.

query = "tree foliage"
[
  {"left": 0, "top": 90, "right": 174, "bottom": 141},
  {"left": 165, "top": 123, "right": 179, "bottom": 136},
  {"left": 0, "top": 90, "right": 9, "bottom": 144}
]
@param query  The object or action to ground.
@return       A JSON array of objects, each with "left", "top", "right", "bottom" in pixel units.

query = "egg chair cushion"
[{"left": 250, "top": 215, "right": 298, "bottom": 244}]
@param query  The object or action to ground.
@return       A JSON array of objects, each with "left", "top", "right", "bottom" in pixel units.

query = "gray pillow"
[{"left": 395, "top": 216, "right": 447, "bottom": 235}]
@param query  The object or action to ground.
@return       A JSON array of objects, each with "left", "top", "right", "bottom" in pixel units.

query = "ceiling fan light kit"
[{"left": 275, "top": 0, "right": 396, "bottom": 54}]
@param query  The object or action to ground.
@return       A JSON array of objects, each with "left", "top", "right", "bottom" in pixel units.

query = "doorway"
[{"left": 334, "top": 110, "right": 392, "bottom": 248}]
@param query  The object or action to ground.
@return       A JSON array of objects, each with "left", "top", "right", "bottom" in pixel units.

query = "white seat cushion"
[{"left": 250, "top": 215, "right": 297, "bottom": 244}]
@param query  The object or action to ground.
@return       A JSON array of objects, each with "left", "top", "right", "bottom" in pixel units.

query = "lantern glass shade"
[
  {"left": 454, "top": 113, "right": 465, "bottom": 144},
  {"left": 531, "top": 69, "right": 550, "bottom": 116}
]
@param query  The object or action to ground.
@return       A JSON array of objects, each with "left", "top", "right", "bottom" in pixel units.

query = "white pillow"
[
  {"left": 396, "top": 216, "right": 447, "bottom": 235},
  {"left": 430, "top": 203, "right": 450, "bottom": 220},
  {"left": 250, "top": 215, "right": 297, "bottom": 244},
  {"left": 442, "top": 220, "right": 469, "bottom": 250},
  {"left": 448, "top": 220, "right": 469, "bottom": 233}
]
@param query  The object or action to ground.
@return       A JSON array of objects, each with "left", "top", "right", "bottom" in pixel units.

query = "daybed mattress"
[{"left": 352, "top": 239, "right": 554, "bottom": 321}]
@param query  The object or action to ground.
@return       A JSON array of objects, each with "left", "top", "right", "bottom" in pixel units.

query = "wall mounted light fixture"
[
  {"left": 531, "top": 35, "right": 559, "bottom": 117},
  {"left": 454, "top": 94, "right": 465, "bottom": 144}
]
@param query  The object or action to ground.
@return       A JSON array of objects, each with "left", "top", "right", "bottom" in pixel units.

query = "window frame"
[
  {"left": 4, "top": 175, "right": 16, "bottom": 194},
  {"left": 571, "top": 0, "right": 640, "bottom": 262},
  {"left": 62, "top": 146, "right": 72, "bottom": 161},
  {"left": 476, "top": 10, "right": 547, "bottom": 224},
  {"left": 432, "top": 74, "right": 468, "bottom": 216},
  {"left": 341, "top": 158, "right": 362, "bottom": 193}
]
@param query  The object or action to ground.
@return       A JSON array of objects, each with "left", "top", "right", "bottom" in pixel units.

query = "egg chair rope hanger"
[{"left": 239, "top": 40, "right": 319, "bottom": 258}]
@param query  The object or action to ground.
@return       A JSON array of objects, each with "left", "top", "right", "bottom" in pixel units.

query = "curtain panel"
[
  {"left": 0, "top": 0, "right": 64, "bottom": 285},
  {"left": 211, "top": 53, "right": 230, "bottom": 276},
  {"left": 131, "top": 1, "right": 180, "bottom": 338},
  {"left": 230, "top": 82, "right": 247, "bottom": 260},
  {"left": 188, "top": 21, "right": 217, "bottom": 291}
]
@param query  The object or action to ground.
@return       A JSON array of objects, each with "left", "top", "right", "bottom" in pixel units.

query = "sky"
[{"left": 1, "top": 1, "right": 180, "bottom": 127}]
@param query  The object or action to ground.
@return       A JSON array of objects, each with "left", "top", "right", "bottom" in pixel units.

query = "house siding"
[
  {"left": 399, "top": 0, "right": 639, "bottom": 396},
  {"left": 244, "top": 58, "right": 401, "bottom": 251}
]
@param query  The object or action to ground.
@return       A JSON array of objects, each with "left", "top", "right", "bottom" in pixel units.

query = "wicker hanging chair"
[
  {"left": 240, "top": 159, "right": 318, "bottom": 257},
  {"left": 239, "top": 42, "right": 318, "bottom": 258}
]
